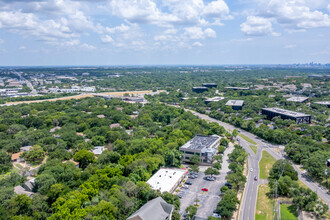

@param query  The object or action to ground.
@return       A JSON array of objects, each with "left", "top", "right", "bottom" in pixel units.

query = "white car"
[{"left": 250, "top": 168, "right": 253, "bottom": 172}]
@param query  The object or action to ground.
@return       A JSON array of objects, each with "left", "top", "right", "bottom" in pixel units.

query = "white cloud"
[
  {"left": 328, "top": 4, "right": 330, "bottom": 12},
  {"left": 203, "top": 0, "right": 229, "bottom": 18},
  {"left": 101, "top": 35, "right": 114, "bottom": 43},
  {"left": 240, "top": 16, "right": 275, "bottom": 36},
  {"left": 0, "top": 38, "right": 3, "bottom": 44},
  {"left": 105, "top": 24, "right": 130, "bottom": 34},
  {"left": 18, "top": 46, "right": 26, "bottom": 50},
  {"left": 109, "top": 0, "right": 179, "bottom": 26},
  {"left": 243, "top": 0, "right": 330, "bottom": 35},
  {"left": 0, "top": 11, "right": 77, "bottom": 40},
  {"left": 192, "top": 41, "right": 203, "bottom": 47},
  {"left": 184, "top": 27, "right": 216, "bottom": 39},
  {"left": 204, "top": 28, "right": 216, "bottom": 38},
  {"left": 265, "top": 0, "right": 330, "bottom": 29},
  {"left": 81, "top": 43, "right": 96, "bottom": 50}
]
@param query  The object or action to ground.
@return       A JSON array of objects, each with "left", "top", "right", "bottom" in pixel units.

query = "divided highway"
[{"left": 181, "top": 108, "right": 330, "bottom": 219}]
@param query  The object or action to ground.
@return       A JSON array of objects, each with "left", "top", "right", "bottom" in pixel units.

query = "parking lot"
[{"left": 178, "top": 144, "right": 234, "bottom": 219}]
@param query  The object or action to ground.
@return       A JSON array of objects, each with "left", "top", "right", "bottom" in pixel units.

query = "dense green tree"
[
  {"left": 22, "top": 145, "right": 45, "bottom": 164},
  {"left": 185, "top": 205, "right": 197, "bottom": 220},
  {"left": 205, "top": 167, "right": 219, "bottom": 177},
  {"left": 189, "top": 155, "right": 200, "bottom": 165},
  {"left": 74, "top": 150, "right": 96, "bottom": 169},
  {"left": 0, "top": 150, "right": 12, "bottom": 174}
]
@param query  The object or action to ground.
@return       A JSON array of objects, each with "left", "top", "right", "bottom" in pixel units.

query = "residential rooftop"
[
  {"left": 205, "top": 96, "right": 225, "bottom": 102},
  {"left": 226, "top": 100, "right": 244, "bottom": 106},
  {"left": 262, "top": 107, "right": 311, "bottom": 118}
]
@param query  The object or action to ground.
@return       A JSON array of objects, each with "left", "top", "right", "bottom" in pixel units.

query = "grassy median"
[
  {"left": 238, "top": 133, "right": 257, "bottom": 145},
  {"left": 255, "top": 184, "right": 274, "bottom": 220},
  {"left": 250, "top": 145, "right": 257, "bottom": 154},
  {"left": 259, "top": 151, "right": 277, "bottom": 179}
]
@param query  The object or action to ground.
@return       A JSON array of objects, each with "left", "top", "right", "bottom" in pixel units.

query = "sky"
[{"left": 0, "top": 0, "right": 329, "bottom": 66}]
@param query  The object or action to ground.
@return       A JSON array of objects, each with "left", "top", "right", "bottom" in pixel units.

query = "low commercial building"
[
  {"left": 261, "top": 107, "right": 311, "bottom": 124},
  {"left": 147, "top": 168, "right": 187, "bottom": 193},
  {"left": 314, "top": 101, "right": 330, "bottom": 108},
  {"left": 286, "top": 97, "right": 309, "bottom": 103},
  {"left": 205, "top": 96, "right": 225, "bottom": 104},
  {"left": 179, "top": 135, "right": 221, "bottom": 165},
  {"left": 192, "top": 87, "right": 209, "bottom": 93},
  {"left": 202, "top": 83, "right": 217, "bottom": 88},
  {"left": 224, "top": 87, "right": 249, "bottom": 90},
  {"left": 225, "top": 100, "right": 244, "bottom": 110},
  {"left": 127, "top": 197, "right": 174, "bottom": 220}
]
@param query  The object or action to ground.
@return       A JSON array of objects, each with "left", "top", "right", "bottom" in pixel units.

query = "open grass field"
[
  {"left": 238, "top": 133, "right": 257, "bottom": 145},
  {"left": 255, "top": 184, "right": 274, "bottom": 220},
  {"left": 259, "top": 151, "right": 277, "bottom": 179},
  {"left": 4, "top": 90, "right": 166, "bottom": 106},
  {"left": 280, "top": 204, "right": 298, "bottom": 220},
  {"left": 250, "top": 145, "right": 257, "bottom": 154}
]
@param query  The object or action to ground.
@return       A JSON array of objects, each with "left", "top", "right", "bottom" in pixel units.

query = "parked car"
[
  {"left": 201, "top": 188, "right": 208, "bottom": 192},
  {"left": 254, "top": 176, "right": 258, "bottom": 181},
  {"left": 225, "top": 182, "right": 232, "bottom": 189},
  {"left": 182, "top": 185, "right": 189, "bottom": 189},
  {"left": 185, "top": 181, "right": 192, "bottom": 185},
  {"left": 188, "top": 175, "right": 196, "bottom": 179},
  {"left": 177, "top": 194, "right": 183, "bottom": 198},
  {"left": 205, "top": 176, "right": 216, "bottom": 181},
  {"left": 212, "top": 213, "right": 221, "bottom": 218},
  {"left": 250, "top": 168, "right": 253, "bottom": 172}
]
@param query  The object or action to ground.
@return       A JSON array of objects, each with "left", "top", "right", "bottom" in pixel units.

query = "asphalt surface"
[
  {"left": 179, "top": 144, "right": 234, "bottom": 219},
  {"left": 181, "top": 108, "right": 330, "bottom": 219}
]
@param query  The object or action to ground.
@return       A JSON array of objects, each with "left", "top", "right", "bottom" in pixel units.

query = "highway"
[{"left": 180, "top": 108, "right": 330, "bottom": 219}]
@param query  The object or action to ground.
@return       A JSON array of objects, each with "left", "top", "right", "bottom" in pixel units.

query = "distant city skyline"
[{"left": 0, "top": 0, "right": 329, "bottom": 66}]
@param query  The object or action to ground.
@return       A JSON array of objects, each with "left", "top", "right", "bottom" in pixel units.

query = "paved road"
[
  {"left": 179, "top": 144, "right": 234, "bottom": 219},
  {"left": 178, "top": 108, "right": 330, "bottom": 217}
]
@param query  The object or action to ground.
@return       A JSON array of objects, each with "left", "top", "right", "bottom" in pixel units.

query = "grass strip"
[{"left": 259, "top": 151, "right": 277, "bottom": 179}]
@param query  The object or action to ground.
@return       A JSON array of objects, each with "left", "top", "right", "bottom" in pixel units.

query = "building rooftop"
[
  {"left": 286, "top": 97, "right": 309, "bottom": 102},
  {"left": 14, "top": 186, "right": 34, "bottom": 197},
  {"left": 147, "top": 168, "right": 187, "bottom": 193},
  {"left": 205, "top": 96, "right": 225, "bottom": 102},
  {"left": 20, "top": 146, "right": 33, "bottom": 152},
  {"left": 262, "top": 108, "right": 311, "bottom": 118},
  {"left": 11, "top": 152, "right": 22, "bottom": 161},
  {"left": 224, "top": 87, "right": 249, "bottom": 90},
  {"left": 192, "top": 87, "right": 208, "bottom": 89},
  {"left": 314, "top": 101, "right": 330, "bottom": 105},
  {"left": 180, "top": 135, "right": 220, "bottom": 150},
  {"left": 127, "top": 197, "right": 174, "bottom": 220},
  {"left": 92, "top": 146, "right": 105, "bottom": 155},
  {"left": 226, "top": 100, "right": 244, "bottom": 106}
]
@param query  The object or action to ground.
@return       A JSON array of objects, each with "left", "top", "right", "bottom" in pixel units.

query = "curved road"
[{"left": 182, "top": 108, "right": 330, "bottom": 219}]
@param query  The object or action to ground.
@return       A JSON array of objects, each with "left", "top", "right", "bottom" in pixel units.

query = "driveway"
[{"left": 179, "top": 144, "right": 234, "bottom": 218}]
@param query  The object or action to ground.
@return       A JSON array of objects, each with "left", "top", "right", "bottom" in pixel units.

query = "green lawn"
[
  {"left": 255, "top": 184, "right": 274, "bottom": 220},
  {"left": 238, "top": 133, "right": 257, "bottom": 145},
  {"left": 250, "top": 145, "right": 257, "bottom": 154},
  {"left": 280, "top": 204, "right": 298, "bottom": 220},
  {"left": 259, "top": 151, "right": 277, "bottom": 179}
]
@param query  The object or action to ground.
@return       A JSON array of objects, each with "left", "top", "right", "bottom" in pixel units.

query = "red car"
[{"left": 201, "top": 188, "right": 208, "bottom": 192}]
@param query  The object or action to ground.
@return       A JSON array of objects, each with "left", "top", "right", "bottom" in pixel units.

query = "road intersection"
[{"left": 183, "top": 108, "right": 330, "bottom": 219}]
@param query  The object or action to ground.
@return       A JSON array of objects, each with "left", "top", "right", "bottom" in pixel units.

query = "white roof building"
[
  {"left": 147, "top": 168, "right": 187, "bottom": 193},
  {"left": 286, "top": 97, "right": 309, "bottom": 103}
]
